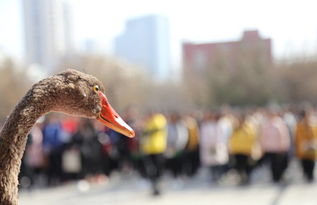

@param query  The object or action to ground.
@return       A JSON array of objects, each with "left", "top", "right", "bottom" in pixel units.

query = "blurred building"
[
  {"left": 115, "top": 15, "right": 170, "bottom": 81},
  {"left": 23, "top": 0, "right": 73, "bottom": 73},
  {"left": 183, "top": 30, "right": 272, "bottom": 74}
]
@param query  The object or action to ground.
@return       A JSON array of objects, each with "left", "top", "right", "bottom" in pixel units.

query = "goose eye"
[{"left": 93, "top": 85, "right": 100, "bottom": 92}]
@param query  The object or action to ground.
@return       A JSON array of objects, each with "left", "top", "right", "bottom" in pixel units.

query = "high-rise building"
[
  {"left": 115, "top": 15, "right": 170, "bottom": 81},
  {"left": 23, "top": 0, "right": 72, "bottom": 73},
  {"left": 183, "top": 30, "right": 272, "bottom": 74}
]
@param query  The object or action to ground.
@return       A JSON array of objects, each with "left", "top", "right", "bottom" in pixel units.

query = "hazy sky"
[{"left": 1, "top": 0, "right": 317, "bottom": 65}]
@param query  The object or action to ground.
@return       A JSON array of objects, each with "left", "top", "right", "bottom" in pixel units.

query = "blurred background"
[{"left": 1, "top": 0, "right": 317, "bottom": 204}]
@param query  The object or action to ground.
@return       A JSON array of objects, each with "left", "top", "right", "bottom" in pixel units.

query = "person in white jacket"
[
  {"left": 260, "top": 111, "right": 290, "bottom": 183},
  {"left": 200, "top": 112, "right": 229, "bottom": 182}
]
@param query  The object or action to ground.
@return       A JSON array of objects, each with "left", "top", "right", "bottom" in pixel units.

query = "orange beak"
[{"left": 97, "top": 91, "right": 135, "bottom": 138}]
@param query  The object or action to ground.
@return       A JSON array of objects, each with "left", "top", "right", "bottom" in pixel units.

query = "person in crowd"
[
  {"left": 24, "top": 122, "right": 46, "bottom": 187},
  {"left": 165, "top": 113, "right": 188, "bottom": 180},
  {"left": 260, "top": 111, "right": 290, "bottom": 183},
  {"left": 200, "top": 112, "right": 228, "bottom": 182},
  {"left": 283, "top": 107, "right": 297, "bottom": 157},
  {"left": 217, "top": 112, "right": 234, "bottom": 174},
  {"left": 183, "top": 114, "right": 200, "bottom": 177},
  {"left": 107, "top": 108, "right": 139, "bottom": 173},
  {"left": 140, "top": 112, "right": 167, "bottom": 196},
  {"left": 123, "top": 108, "right": 140, "bottom": 172},
  {"left": 60, "top": 117, "right": 81, "bottom": 181},
  {"left": 42, "top": 114, "right": 65, "bottom": 186},
  {"left": 218, "top": 112, "right": 234, "bottom": 148},
  {"left": 229, "top": 113, "right": 257, "bottom": 185},
  {"left": 108, "top": 129, "right": 132, "bottom": 172},
  {"left": 295, "top": 110, "right": 317, "bottom": 182},
  {"left": 72, "top": 119, "right": 104, "bottom": 181}
]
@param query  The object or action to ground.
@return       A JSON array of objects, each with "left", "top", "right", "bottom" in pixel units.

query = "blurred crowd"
[{"left": 14, "top": 107, "right": 317, "bottom": 195}]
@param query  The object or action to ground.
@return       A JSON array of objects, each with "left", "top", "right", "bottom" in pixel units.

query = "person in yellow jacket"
[
  {"left": 295, "top": 110, "right": 317, "bottom": 182},
  {"left": 140, "top": 112, "right": 167, "bottom": 195},
  {"left": 229, "top": 114, "right": 257, "bottom": 185},
  {"left": 183, "top": 115, "right": 200, "bottom": 177}
]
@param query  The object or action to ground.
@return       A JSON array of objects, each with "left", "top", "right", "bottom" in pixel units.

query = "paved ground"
[{"left": 20, "top": 163, "right": 317, "bottom": 205}]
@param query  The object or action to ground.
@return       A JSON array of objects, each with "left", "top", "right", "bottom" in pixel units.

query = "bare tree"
[{"left": 0, "top": 59, "right": 32, "bottom": 120}]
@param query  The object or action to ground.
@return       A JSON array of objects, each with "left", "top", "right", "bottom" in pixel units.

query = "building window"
[{"left": 193, "top": 50, "right": 207, "bottom": 71}]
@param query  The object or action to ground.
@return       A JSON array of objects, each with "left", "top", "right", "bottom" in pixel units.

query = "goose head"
[{"left": 45, "top": 69, "right": 135, "bottom": 138}]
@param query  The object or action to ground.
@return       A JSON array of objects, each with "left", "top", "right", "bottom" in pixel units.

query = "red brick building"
[{"left": 182, "top": 30, "right": 272, "bottom": 74}]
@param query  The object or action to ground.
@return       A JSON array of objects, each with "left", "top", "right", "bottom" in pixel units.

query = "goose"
[{"left": 0, "top": 69, "right": 135, "bottom": 205}]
